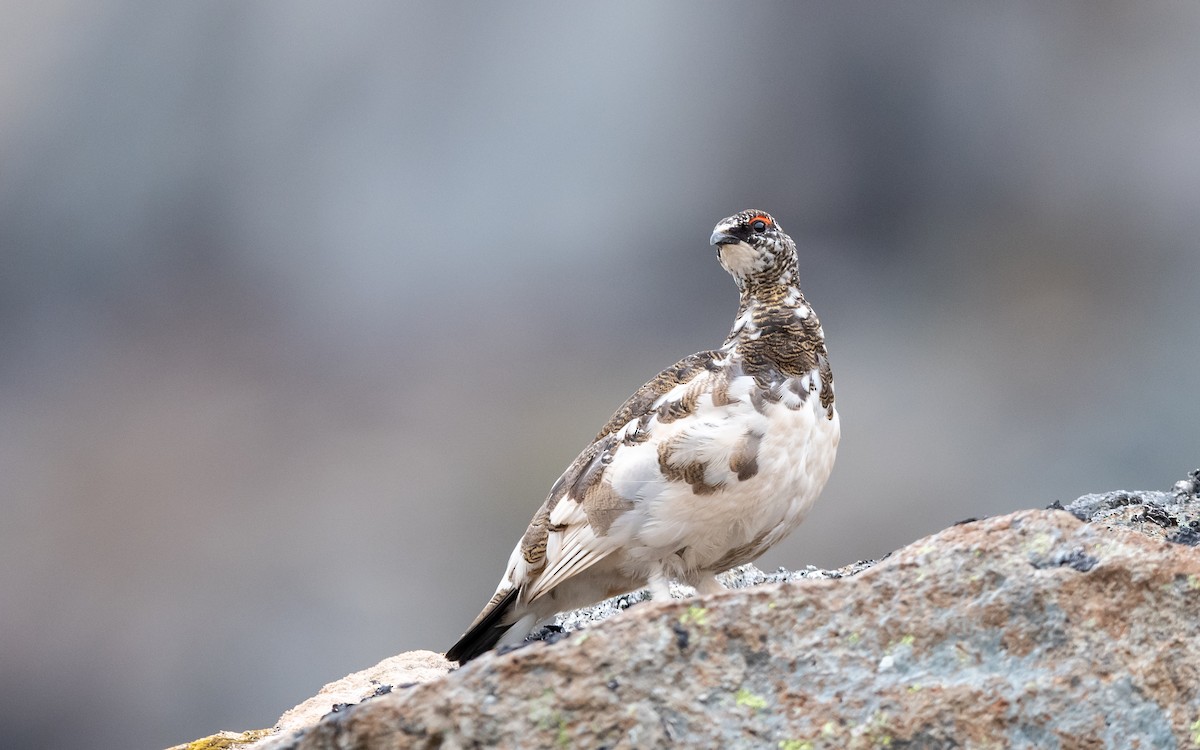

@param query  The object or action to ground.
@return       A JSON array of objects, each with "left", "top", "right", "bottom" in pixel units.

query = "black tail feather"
[{"left": 445, "top": 588, "right": 520, "bottom": 663}]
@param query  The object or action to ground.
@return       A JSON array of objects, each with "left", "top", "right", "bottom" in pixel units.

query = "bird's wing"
[
  {"left": 520, "top": 435, "right": 628, "bottom": 602},
  {"left": 591, "top": 350, "right": 723, "bottom": 441},
  {"left": 512, "top": 350, "right": 729, "bottom": 603}
]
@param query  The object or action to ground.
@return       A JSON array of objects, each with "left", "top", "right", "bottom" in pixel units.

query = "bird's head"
[{"left": 709, "top": 210, "right": 797, "bottom": 290}]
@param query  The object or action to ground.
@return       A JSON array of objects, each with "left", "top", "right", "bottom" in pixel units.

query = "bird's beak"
[{"left": 710, "top": 231, "right": 738, "bottom": 246}]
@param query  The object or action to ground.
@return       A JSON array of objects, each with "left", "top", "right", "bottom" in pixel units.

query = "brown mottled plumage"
[{"left": 446, "top": 210, "right": 840, "bottom": 663}]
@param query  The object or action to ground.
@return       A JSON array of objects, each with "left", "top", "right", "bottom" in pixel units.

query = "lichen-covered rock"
[
  {"left": 1056, "top": 468, "right": 1200, "bottom": 546},
  {"left": 183, "top": 474, "right": 1200, "bottom": 750},
  {"left": 270, "top": 651, "right": 449, "bottom": 737},
  {"left": 268, "top": 509, "right": 1198, "bottom": 747},
  {"left": 167, "top": 729, "right": 273, "bottom": 750},
  {"left": 545, "top": 556, "right": 879, "bottom": 638}
]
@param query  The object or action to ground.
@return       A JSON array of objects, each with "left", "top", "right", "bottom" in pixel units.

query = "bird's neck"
[{"left": 721, "top": 276, "right": 829, "bottom": 381}]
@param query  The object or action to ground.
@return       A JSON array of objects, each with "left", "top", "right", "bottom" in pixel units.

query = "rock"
[
  {"left": 269, "top": 651, "right": 449, "bottom": 737},
  {"left": 544, "top": 557, "right": 879, "bottom": 639},
  {"left": 180, "top": 472, "right": 1200, "bottom": 749},
  {"left": 167, "top": 729, "right": 272, "bottom": 750},
  {"left": 1056, "top": 468, "right": 1200, "bottom": 546},
  {"left": 171, "top": 652, "right": 449, "bottom": 750}
]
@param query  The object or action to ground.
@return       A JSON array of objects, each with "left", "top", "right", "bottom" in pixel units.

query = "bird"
[{"left": 445, "top": 210, "right": 840, "bottom": 663}]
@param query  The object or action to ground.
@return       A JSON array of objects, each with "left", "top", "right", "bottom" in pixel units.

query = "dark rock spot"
[
  {"left": 672, "top": 622, "right": 689, "bottom": 651},
  {"left": 743, "top": 648, "right": 771, "bottom": 668},
  {"left": 1061, "top": 550, "right": 1098, "bottom": 572},
  {"left": 528, "top": 623, "right": 569, "bottom": 647},
  {"left": 1168, "top": 525, "right": 1200, "bottom": 546},
  {"left": 1030, "top": 547, "right": 1098, "bottom": 573},
  {"left": 1134, "top": 505, "right": 1177, "bottom": 528}
]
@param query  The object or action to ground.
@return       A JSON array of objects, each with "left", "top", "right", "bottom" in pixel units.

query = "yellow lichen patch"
[
  {"left": 680, "top": 605, "right": 709, "bottom": 627},
  {"left": 778, "top": 739, "right": 813, "bottom": 750},
  {"left": 735, "top": 687, "right": 768, "bottom": 711},
  {"left": 1025, "top": 532, "right": 1055, "bottom": 557}
]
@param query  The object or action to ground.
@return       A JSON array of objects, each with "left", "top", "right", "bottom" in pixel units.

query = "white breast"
[{"left": 604, "top": 368, "right": 840, "bottom": 578}]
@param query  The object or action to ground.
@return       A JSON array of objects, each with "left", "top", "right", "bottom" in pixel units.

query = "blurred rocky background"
[{"left": 1, "top": 3, "right": 1197, "bottom": 749}]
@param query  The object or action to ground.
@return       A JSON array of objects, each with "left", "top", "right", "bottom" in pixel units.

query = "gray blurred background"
[{"left": 2, "top": 2, "right": 1198, "bottom": 748}]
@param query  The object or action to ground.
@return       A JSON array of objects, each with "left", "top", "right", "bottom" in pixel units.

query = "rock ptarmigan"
[{"left": 446, "top": 210, "right": 840, "bottom": 663}]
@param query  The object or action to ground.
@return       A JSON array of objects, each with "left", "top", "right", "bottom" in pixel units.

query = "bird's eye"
[{"left": 750, "top": 217, "right": 770, "bottom": 233}]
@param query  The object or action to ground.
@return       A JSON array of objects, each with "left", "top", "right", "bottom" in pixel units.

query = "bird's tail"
[{"left": 445, "top": 588, "right": 522, "bottom": 663}]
